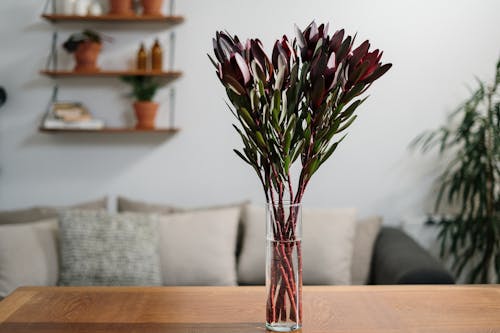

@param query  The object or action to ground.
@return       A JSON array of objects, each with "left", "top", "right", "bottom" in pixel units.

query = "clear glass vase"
[{"left": 266, "top": 202, "right": 302, "bottom": 332}]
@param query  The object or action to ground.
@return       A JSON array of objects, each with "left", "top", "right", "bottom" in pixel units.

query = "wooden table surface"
[{"left": 0, "top": 286, "right": 499, "bottom": 333}]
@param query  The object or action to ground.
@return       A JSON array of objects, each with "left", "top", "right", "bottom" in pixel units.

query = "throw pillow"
[
  {"left": 351, "top": 216, "right": 383, "bottom": 285},
  {"left": 117, "top": 198, "right": 248, "bottom": 259},
  {"left": 237, "top": 204, "right": 357, "bottom": 285},
  {"left": 58, "top": 210, "right": 161, "bottom": 286},
  {"left": 158, "top": 207, "right": 241, "bottom": 286},
  {"left": 0, "top": 219, "right": 58, "bottom": 297},
  {"left": 0, "top": 198, "right": 107, "bottom": 225}
]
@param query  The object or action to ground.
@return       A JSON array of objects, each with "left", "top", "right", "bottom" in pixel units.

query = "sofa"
[{"left": 0, "top": 197, "right": 454, "bottom": 300}]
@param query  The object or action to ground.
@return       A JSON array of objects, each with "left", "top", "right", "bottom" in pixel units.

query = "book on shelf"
[{"left": 42, "top": 102, "right": 104, "bottom": 130}]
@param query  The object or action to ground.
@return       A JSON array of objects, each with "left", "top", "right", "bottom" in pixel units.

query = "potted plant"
[
  {"left": 141, "top": 0, "right": 164, "bottom": 15},
  {"left": 412, "top": 59, "right": 500, "bottom": 283},
  {"left": 121, "top": 75, "right": 160, "bottom": 129},
  {"left": 108, "top": 0, "right": 133, "bottom": 15},
  {"left": 209, "top": 21, "right": 391, "bottom": 331},
  {"left": 63, "top": 30, "right": 103, "bottom": 72}
]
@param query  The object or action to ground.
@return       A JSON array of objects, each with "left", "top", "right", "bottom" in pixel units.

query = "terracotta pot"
[
  {"left": 134, "top": 101, "right": 158, "bottom": 129},
  {"left": 74, "top": 41, "right": 101, "bottom": 72},
  {"left": 108, "top": 0, "right": 133, "bottom": 15},
  {"left": 141, "top": 0, "right": 164, "bottom": 15}
]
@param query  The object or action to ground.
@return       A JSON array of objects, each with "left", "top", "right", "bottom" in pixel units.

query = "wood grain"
[{"left": 0, "top": 286, "right": 499, "bottom": 333}]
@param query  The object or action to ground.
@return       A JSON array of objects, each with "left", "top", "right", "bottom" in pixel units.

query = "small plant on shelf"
[
  {"left": 62, "top": 30, "right": 105, "bottom": 72},
  {"left": 121, "top": 75, "right": 160, "bottom": 129}
]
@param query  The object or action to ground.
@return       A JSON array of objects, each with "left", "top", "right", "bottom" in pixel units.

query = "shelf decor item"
[
  {"left": 63, "top": 30, "right": 104, "bottom": 72},
  {"left": 137, "top": 43, "right": 147, "bottom": 70},
  {"left": 121, "top": 75, "right": 160, "bottom": 129},
  {"left": 151, "top": 38, "right": 163, "bottom": 71},
  {"left": 141, "top": 0, "right": 164, "bottom": 15},
  {"left": 42, "top": 102, "right": 105, "bottom": 130},
  {"left": 412, "top": 58, "right": 500, "bottom": 283},
  {"left": 74, "top": 0, "right": 91, "bottom": 16},
  {"left": 88, "top": 1, "right": 103, "bottom": 16},
  {"left": 108, "top": 0, "right": 133, "bottom": 15},
  {"left": 209, "top": 21, "right": 391, "bottom": 331}
]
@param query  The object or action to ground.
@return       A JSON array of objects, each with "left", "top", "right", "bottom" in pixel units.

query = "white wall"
[{"left": 0, "top": 0, "right": 499, "bottom": 226}]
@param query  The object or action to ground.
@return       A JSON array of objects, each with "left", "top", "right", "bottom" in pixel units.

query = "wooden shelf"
[
  {"left": 41, "top": 14, "right": 184, "bottom": 24},
  {"left": 40, "top": 70, "right": 182, "bottom": 79},
  {"left": 39, "top": 127, "right": 180, "bottom": 134}
]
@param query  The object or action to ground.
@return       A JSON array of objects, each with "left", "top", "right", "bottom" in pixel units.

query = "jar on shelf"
[
  {"left": 151, "top": 39, "right": 163, "bottom": 71},
  {"left": 137, "top": 43, "right": 147, "bottom": 70}
]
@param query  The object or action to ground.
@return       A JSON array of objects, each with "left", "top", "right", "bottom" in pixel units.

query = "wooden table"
[{"left": 0, "top": 286, "right": 499, "bottom": 333}]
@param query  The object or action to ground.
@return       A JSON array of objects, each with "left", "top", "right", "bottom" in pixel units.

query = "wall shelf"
[
  {"left": 41, "top": 14, "right": 184, "bottom": 24},
  {"left": 40, "top": 70, "right": 182, "bottom": 80},
  {"left": 39, "top": 127, "right": 180, "bottom": 134},
  {"left": 39, "top": 0, "right": 183, "bottom": 136}
]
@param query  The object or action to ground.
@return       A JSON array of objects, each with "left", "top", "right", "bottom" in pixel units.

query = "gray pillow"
[
  {"left": 0, "top": 219, "right": 59, "bottom": 297},
  {"left": 58, "top": 210, "right": 161, "bottom": 286},
  {"left": 0, "top": 198, "right": 108, "bottom": 225},
  {"left": 351, "top": 216, "right": 382, "bottom": 285},
  {"left": 237, "top": 204, "right": 357, "bottom": 285},
  {"left": 158, "top": 207, "right": 241, "bottom": 286}
]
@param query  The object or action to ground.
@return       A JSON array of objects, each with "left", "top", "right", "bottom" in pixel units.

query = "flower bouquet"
[{"left": 209, "top": 21, "right": 391, "bottom": 331}]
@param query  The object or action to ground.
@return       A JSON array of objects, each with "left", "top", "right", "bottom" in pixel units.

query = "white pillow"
[
  {"left": 158, "top": 207, "right": 241, "bottom": 286},
  {"left": 237, "top": 204, "right": 357, "bottom": 285},
  {"left": 0, "top": 219, "right": 58, "bottom": 297},
  {"left": 351, "top": 216, "right": 382, "bottom": 285}
]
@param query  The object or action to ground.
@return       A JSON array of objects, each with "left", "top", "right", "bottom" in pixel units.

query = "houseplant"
[
  {"left": 141, "top": 0, "right": 163, "bottom": 15},
  {"left": 210, "top": 21, "right": 391, "bottom": 331},
  {"left": 63, "top": 30, "right": 103, "bottom": 72},
  {"left": 412, "top": 58, "right": 500, "bottom": 283},
  {"left": 121, "top": 75, "right": 160, "bottom": 129}
]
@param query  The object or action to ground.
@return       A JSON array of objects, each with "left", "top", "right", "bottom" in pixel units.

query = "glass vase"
[{"left": 266, "top": 202, "right": 302, "bottom": 332}]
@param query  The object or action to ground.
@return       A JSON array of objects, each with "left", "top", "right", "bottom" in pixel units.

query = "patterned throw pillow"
[{"left": 58, "top": 210, "right": 161, "bottom": 286}]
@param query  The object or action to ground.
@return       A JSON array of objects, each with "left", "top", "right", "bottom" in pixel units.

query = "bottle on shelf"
[
  {"left": 137, "top": 43, "right": 147, "bottom": 71},
  {"left": 151, "top": 39, "right": 163, "bottom": 72}
]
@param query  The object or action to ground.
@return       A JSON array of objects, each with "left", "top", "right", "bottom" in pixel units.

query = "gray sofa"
[
  {"left": 0, "top": 199, "right": 454, "bottom": 301},
  {"left": 370, "top": 227, "right": 454, "bottom": 284}
]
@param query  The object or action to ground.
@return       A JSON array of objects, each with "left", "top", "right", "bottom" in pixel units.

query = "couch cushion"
[
  {"left": 237, "top": 204, "right": 357, "bottom": 285},
  {"left": 158, "top": 207, "right": 241, "bottom": 286},
  {"left": 117, "top": 196, "right": 181, "bottom": 214},
  {"left": 118, "top": 198, "right": 248, "bottom": 258},
  {"left": 0, "top": 198, "right": 107, "bottom": 225},
  {"left": 58, "top": 210, "right": 161, "bottom": 286},
  {"left": 0, "top": 219, "right": 59, "bottom": 297},
  {"left": 351, "top": 216, "right": 382, "bottom": 285}
]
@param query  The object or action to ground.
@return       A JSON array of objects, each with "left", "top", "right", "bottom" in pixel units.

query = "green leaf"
[
  {"left": 255, "top": 131, "right": 267, "bottom": 150},
  {"left": 337, "top": 115, "right": 357, "bottom": 133},
  {"left": 340, "top": 98, "right": 366, "bottom": 119},
  {"left": 291, "top": 139, "right": 305, "bottom": 162},
  {"left": 258, "top": 80, "right": 265, "bottom": 97},
  {"left": 233, "top": 149, "right": 251, "bottom": 165},
  {"left": 342, "top": 83, "right": 365, "bottom": 103},
  {"left": 284, "top": 155, "right": 291, "bottom": 174},
  {"left": 320, "top": 134, "right": 347, "bottom": 165},
  {"left": 307, "top": 157, "right": 320, "bottom": 176},
  {"left": 238, "top": 107, "right": 255, "bottom": 129}
]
